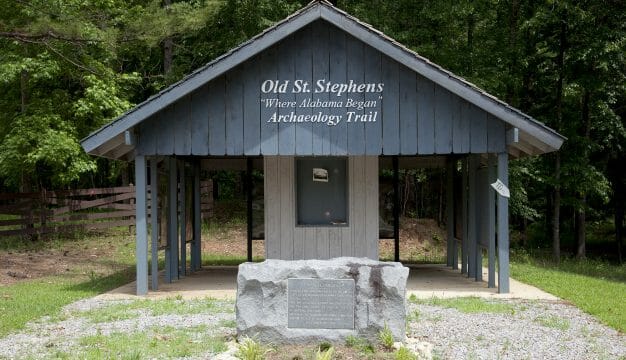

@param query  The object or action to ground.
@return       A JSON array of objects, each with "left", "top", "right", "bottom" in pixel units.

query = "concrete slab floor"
[{"left": 98, "top": 264, "right": 558, "bottom": 301}]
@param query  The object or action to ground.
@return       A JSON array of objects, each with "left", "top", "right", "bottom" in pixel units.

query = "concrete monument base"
[{"left": 236, "top": 257, "right": 409, "bottom": 344}]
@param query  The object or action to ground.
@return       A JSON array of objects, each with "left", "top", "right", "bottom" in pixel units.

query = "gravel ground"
[
  {"left": 408, "top": 299, "right": 626, "bottom": 360},
  {"left": 0, "top": 296, "right": 624, "bottom": 359}
]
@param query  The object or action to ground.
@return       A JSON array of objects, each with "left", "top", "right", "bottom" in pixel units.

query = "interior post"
[
  {"left": 150, "top": 157, "right": 159, "bottom": 291},
  {"left": 134, "top": 155, "right": 148, "bottom": 295},
  {"left": 392, "top": 156, "right": 400, "bottom": 262}
]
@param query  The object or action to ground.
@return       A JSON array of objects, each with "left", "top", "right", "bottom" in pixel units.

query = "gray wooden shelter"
[{"left": 81, "top": 1, "right": 564, "bottom": 295}]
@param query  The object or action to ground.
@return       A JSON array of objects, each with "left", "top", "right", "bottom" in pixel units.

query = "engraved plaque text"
[{"left": 287, "top": 278, "right": 355, "bottom": 329}]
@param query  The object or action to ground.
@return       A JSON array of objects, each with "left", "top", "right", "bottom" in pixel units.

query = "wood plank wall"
[
  {"left": 137, "top": 21, "right": 506, "bottom": 157},
  {"left": 264, "top": 156, "right": 378, "bottom": 260}
]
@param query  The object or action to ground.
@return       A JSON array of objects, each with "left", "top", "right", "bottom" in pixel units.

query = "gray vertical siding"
[
  {"left": 264, "top": 156, "right": 378, "bottom": 260},
  {"left": 136, "top": 21, "right": 507, "bottom": 157}
]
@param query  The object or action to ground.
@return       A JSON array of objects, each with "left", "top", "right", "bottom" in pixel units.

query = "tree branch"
[{"left": 0, "top": 30, "right": 102, "bottom": 44}]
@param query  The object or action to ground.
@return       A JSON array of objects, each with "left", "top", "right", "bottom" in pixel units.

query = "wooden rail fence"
[{"left": 0, "top": 181, "right": 213, "bottom": 238}]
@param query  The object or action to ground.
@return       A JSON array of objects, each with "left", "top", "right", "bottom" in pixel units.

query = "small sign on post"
[{"left": 491, "top": 179, "right": 510, "bottom": 198}]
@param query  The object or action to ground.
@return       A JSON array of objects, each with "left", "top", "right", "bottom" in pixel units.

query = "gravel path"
[
  {"left": 0, "top": 296, "right": 624, "bottom": 359},
  {"left": 408, "top": 299, "right": 626, "bottom": 359}
]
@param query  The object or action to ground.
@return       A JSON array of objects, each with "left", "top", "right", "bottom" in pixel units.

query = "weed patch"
[
  {"left": 76, "top": 297, "right": 232, "bottom": 323},
  {"left": 534, "top": 315, "right": 570, "bottom": 331},
  {"left": 410, "top": 296, "right": 517, "bottom": 314},
  {"left": 66, "top": 325, "right": 226, "bottom": 359}
]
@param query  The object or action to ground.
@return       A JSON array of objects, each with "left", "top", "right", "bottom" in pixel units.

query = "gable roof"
[{"left": 81, "top": 0, "right": 564, "bottom": 159}]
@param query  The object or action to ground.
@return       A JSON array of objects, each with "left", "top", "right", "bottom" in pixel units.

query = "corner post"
[
  {"left": 497, "top": 152, "right": 510, "bottom": 293},
  {"left": 134, "top": 155, "right": 148, "bottom": 295},
  {"left": 150, "top": 158, "right": 159, "bottom": 291}
]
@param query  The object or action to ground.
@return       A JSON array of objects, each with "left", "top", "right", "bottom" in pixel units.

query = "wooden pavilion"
[{"left": 81, "top": 1, "right": 564, "bottom": 295}]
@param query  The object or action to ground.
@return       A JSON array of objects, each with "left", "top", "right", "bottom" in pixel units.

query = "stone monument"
[{"left": 236, "top": 257, "right": 409, "bottom": 344}]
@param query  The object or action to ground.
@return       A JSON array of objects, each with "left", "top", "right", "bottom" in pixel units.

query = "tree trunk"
[
  {"left": 163, "top": 0, "right": 173, "bottom": 75},
  {"left": 616, "top": 197, "right": 624, "bottom": 264},
  {"left": 438, "top": 170, "right": 444, "bottom": 226},
  {"left": 20, "top": 70, "right": 29, "bottom": 113},
  {"left": 506, "top": 0, "right": 520, "bottom": 103},
  {"left": 552, "top": 153, "right": 561, "bottom": 263},
  {"left": 576, "top": 89, "right": 591, "bottom": 259},
  {"left": 466, "top": 12, "right": 475, "bottom": 74},
  {"left": 576, "top": 194, "right": 586, "bottom": 258},
  {"left": 552, "top": 18, "right": 567, "bottom": 264}
]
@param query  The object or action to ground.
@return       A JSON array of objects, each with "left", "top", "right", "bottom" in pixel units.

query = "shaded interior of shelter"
[{"left": 146, "top": 154, "right": 504, "bottom": 292}]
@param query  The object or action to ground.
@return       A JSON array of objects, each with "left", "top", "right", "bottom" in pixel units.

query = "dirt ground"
[
  {"left": 0, "top": 231, "right": 134, "bottom": 286},
  {"left": 1, "top": 217, "right": 446, "bottom": 286},
  {"left": 201, "top": 216, "right": 447, "bottom": 262}
]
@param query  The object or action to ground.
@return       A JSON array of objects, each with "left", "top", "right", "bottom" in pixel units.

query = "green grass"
[
  {"left": 534, "top": 315, "right": 570, "bottom": 331},
  {"left": 0, "top": 269, "right": 134, "bottom": 337},
  {"left": 219, "top": 319, "right": 237, "bottom": 328},
  {"left": 510, "top": 253, "right": 626, "bottom": 332},
  {"left": 59, "top": 325, "right": 226, "bottom": 359},
  {"left": 201, "top": 253, "right": 264, "bottom": 266},
  {"left": 0, "top": 232, "right": 136, "bottom": 337},
  {"left": 77, "top": 297, "right": 232, "bottom": 323},
  {"left": 409, "top": 295, "right": 517, "bottom": 314},
  {"left": 345, "top": 335, "right": 375, "bottom": 354}
]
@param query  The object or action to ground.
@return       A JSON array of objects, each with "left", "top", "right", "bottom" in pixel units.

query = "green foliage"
[
  {"left": 394, "top": 346, "right": 417, "bottom": 360},
  {"left": 344, "top": 335, "right": 375, "bottom": 354},
  {"left": 73, "top": 325, "right": 226, "bottom": 359},
  {"left": 0, "top": 0, "right": 624, "bottom": 261},
  {"left": 378, "top": 323, "right": 395, "bottom": 350},
  {"left": 235, "top": 336, "right": 271, "bottom": 360},
  {"left": 315, "top": 345, "right": 335, "bottom": 360},
  {"left": 534, "top": 315, "right": 570, "bottom": 331}
]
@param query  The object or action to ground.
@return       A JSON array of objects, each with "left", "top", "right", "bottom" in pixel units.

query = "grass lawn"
[
  {"left": 510, "top": 252, "right": 626, "bottom": 333},
  {"left": 0, "top": 230, "right": 136, "bottom": 337}
]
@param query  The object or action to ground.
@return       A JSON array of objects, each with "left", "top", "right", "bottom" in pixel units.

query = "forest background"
[{"left": 0, "top": 0, "right": 625, "bottom": 263}]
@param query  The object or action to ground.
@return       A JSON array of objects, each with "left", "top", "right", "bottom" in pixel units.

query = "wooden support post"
[
  {"left": 192, "top": 160, "right": 201, "bottom": 271},
  {"left": 168, "top": 157, "right": 179, "bottom": 281},
  {"left": 150, "top": 158, "right": 159, "bottom": 291},
  {"left": 468, "top": 155, "right": 477, "bottom": 279},
  {"left": 488, "top": 154, "right": 496, "bottom": 288},
  {"left": 393, "top": 156, "right": 400, "bottom": 262},
  {"left": 164, "top": 158, "right": 171, "bottom": 283},
  {"left": 446, "top": 159, "right": 455, "bottom": 268},
  {"left": 134, "top": 155, "right": 148, "bottom": 295},
  {"left": 497, "top": 152, "right": 510, "bottom": 293},
  {"left": 179, "top": 161, "right": 186, "bottom": 278},
  {"left": 475, "top": 157, "right": 484, "bottom": 282},
  {"left": 246, "top": 158, "right": 253, "bottom": 262},
  {"left": 461, "top": 157, "right": 468, "bottom": 274}
]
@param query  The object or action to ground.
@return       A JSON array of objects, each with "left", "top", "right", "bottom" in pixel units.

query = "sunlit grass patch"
[
  {"left": 65, "top": 325, "right": 226, "bottom": 359},
  {"left": 76, "top": 297, "right": 233, "bottom": 323},
  {"left": 219, "top": 319, "right": 237, "bottom": 328},
  {"left": 510, "top": 255, "right": 626, "bottom": 333},
  {"left": 534, "top": 315, "right": 570, "bottom": 331},
  {"left": 201, "top": 253, "right": 264, "bottom": 266},
  {"left": 410, "top": 296, "right": 517, "bottom": 314}
]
